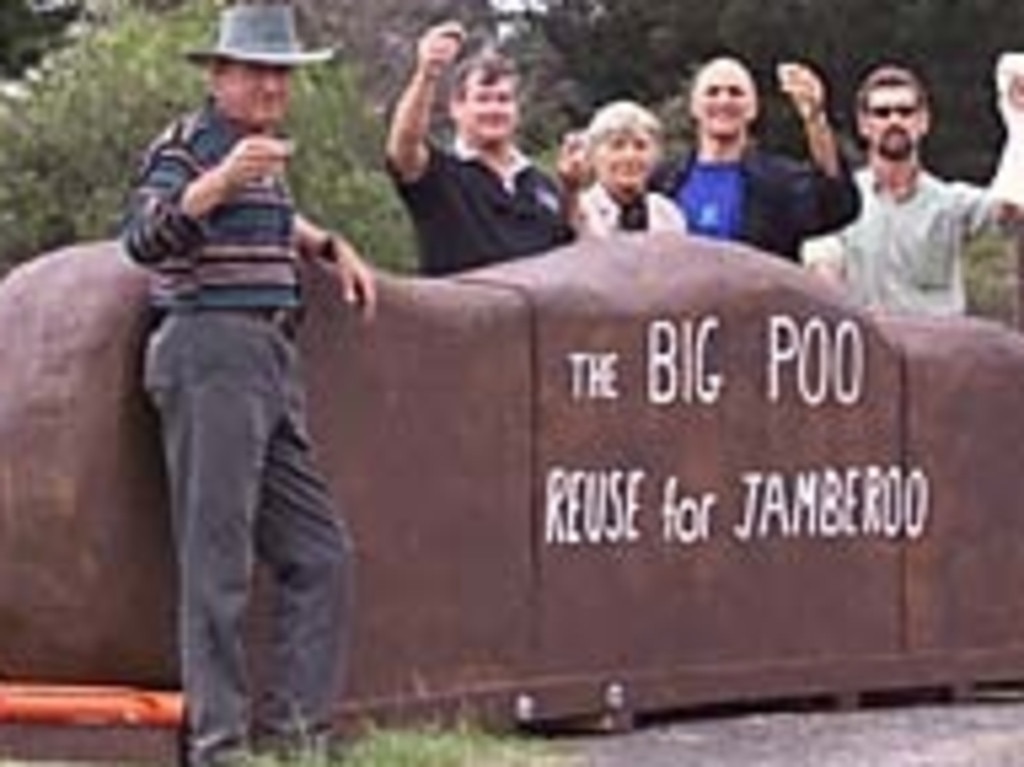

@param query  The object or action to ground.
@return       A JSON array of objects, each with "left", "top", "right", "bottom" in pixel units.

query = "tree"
[
  {"left": 294, "top": 0, "right": 495, "bottom": 108},
  {"left": 0, "top": 0, "right": 414, "bottom": 272},
  {"left": 521, "top": 0, "right": 1024, "bottom": 179},
  {"left": 0, "top": 0, "right": 80, "bottom": 78}
]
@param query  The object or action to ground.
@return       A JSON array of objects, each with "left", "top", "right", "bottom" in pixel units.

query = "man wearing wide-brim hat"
[{"left": 122, "top": 3, "right": 374, "bottom": 764}]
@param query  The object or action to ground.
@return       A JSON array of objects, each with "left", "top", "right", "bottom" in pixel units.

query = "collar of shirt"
[
  {"left": 866, "top": 163, "right": 926, "bottom": 203},
  {"left": 582, "top": 183, "right": 630, "bottom": 230},
  {"left": 189, "top": 99, "right": 259, "bottom": 168},
  {"left": 201, "top": 98, "right": 251, "bottom": 142},
  {"left": 580, "top": 183, "right": 659, "bottom": 235},
  {"left": 453, "top": 137, "right": 533, "bottom": 193}
]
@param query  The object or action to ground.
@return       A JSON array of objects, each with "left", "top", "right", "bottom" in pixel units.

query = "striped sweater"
[{"left": 122, "top": 100, "right": 300, "bottom": 309}]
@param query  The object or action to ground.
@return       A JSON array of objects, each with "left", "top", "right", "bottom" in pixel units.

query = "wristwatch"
[{"left": 316, "top": 235, "right": 338, "bottom": 263}]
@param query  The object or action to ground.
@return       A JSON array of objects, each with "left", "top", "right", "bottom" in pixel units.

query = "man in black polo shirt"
[{"left": 386, "top": 21, "right": 576, "bottom": 276}]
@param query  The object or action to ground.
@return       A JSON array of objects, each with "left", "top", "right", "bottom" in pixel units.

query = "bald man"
[{"left": 652, "top": 56, "right": 860, "bottom": 261}]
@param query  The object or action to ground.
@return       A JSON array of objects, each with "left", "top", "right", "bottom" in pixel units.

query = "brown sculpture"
[{"left": 4, "top": 235, "right": 1024, "bottom": 761}]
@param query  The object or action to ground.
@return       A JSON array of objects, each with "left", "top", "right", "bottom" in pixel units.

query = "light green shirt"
[{"left": 839, "top": 168, "right": 996, "bottom": 315}]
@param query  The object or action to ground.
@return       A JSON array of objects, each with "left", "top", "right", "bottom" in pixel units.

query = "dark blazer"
[{"left": 650, "top": 146, "right": 861, "bottom": 262}]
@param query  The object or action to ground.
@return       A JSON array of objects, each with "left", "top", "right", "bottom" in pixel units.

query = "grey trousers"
[{"left": 144, "top": 312, "right": 352, "bottom": 767}]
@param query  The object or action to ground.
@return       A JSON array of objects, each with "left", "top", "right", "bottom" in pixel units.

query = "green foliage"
[
  {"left": 341, "top": 724, "right": 575, "bottom": 767},
  {"left": 0, "top": 1, "right": 207, "bottom": 267},
  {"left": 0, "top": 0, "right": 416, "bottom": 273},
  {"left": 0, "top": 0, "right": 80, "bottom": 78},
  {"left": 965, "top": 231, "right": 1018, "bottom": 325},
  {"left": 287, "top": 63, "right": 414, "bottom": 273},
  {"left": 65, "top": 724, "right": 572, "bottom": 767},
  {"left": 524, "top": 0, "right": 1024, "bottom": 180}
]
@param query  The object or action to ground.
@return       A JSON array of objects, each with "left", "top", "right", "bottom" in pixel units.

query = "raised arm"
[
  {"left": 991, "top": 54, "right": 1024, "bottom": 213},
  {"left": 778, "top": 61, "right": 841, "bottom": 179},
  {"left": 122, "top": 124, "right": 205, "bottom": 266},
  {"left": 385, "top": 21, "right": 465, "bottom": 183},
  {"left": 123, "top": 131, "right": 292, "bottom": 264}
]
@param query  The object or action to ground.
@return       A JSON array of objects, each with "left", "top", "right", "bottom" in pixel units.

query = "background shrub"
[
  {"left": 965, "top": 232, "right": 1019, "bottom": 326},
  {"left": 0, "top": 0, "right": 415, "bottom": 274},
  {"left": 1, "top": 0, "right": 1020, "bottom": 323}
]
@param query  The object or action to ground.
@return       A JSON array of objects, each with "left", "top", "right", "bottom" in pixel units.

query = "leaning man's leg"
[
  {"left": 252, "top": 348, "right": 352, "bottom": 755},
  {"left": 146, "top": 316, "right": 277, "bottom": 766}
]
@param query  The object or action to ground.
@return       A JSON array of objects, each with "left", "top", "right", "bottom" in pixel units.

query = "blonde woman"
[{"left": 573, "top": 100, "right": 687, "bottom": 237}]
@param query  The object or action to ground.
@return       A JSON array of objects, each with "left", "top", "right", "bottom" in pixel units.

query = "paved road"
[
  {"left": 574, "top": 693, "right": 1024, "bottom": 766},
  {"left": 5, "top": 696, "right": 1024, "bottom": 765}
]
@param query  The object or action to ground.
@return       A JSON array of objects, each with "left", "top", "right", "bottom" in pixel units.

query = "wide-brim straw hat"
[{"left": 186, "top": 4, "right": 333, "bottom": 67}]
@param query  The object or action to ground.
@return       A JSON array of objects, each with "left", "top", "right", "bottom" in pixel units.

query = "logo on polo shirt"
[
  {"left": 534, "top": 186, "right": 562, "bottom": 214},
  {"left": 696, "top": 202, "right": 723, "bottom": 231}
]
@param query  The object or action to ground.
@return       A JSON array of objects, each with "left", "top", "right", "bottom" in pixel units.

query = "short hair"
[
  {"left": 451, "top": 50, "right": 518, "bottom": 99},
  {"left": 857, "top": 65, "right": 929, "bottom": 113},
  {"left": 585, "top": 100, "right": 664, "bottom": 152}
]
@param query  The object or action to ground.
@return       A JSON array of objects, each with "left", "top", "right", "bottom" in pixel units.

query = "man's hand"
[
  {"left": 997, "top": 54, "right": 1024, "bottom": 124},
  {"left": 387, "top": 21, "right": 465, "bottom": 183},
  {"left": 417, "top": 21, "right": 466, "bottom": 81},
  {"left": 182, "top": 136, "right": 293, "bottom": 218},
  {"left": 326, "top": 236, "right": 377, "bottom": 318},
  {"left": 992, "top": 55, "right": 1024, "bottom": 206},
  {"left": 295, "top": 216, "right": 377, "bottom": 317},
  {"left": 778, "top": 61, "right": 840, "bottom": 177},
  {"left": 1009, "top": 75, "right": 1024, "bottom": 112},
  {"left": 777, "top": 62, "right": 827, "bottom": 123},
  {"left": 216, "top": 136, "right": 293, "bottom": 190},
  {"left": 998, "top": 68, "right": 1024, "bottom": 135},
  {"left": 554, "top": 130, "right": 591, "bottom": 233},
  {"left": 556, "top": 130, "right": 591, "bottom": 193}
]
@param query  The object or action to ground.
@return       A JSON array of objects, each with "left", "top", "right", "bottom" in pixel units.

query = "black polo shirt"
[{"left": 391, "top": 144, "right": 574, "bottom": 276}]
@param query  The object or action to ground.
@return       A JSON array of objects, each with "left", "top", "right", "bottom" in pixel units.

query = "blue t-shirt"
[{"left": 676, "top": 162, "right": 745, "bottom": 241}]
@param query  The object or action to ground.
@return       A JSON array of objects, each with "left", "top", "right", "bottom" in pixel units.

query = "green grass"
[
  {"left": 0, "top": 725, "right": 581, "bottom": 767},
  {"left": 340, "top": 724, "right": 580, "bottom": 767}
]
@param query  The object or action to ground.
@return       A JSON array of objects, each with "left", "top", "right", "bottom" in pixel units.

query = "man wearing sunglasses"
[
  {"left": 807, "top": 65, "right": 1007, "bottom": 315},
  {"left": 652, "top": 56, "right": 860, "bottom": 261}
]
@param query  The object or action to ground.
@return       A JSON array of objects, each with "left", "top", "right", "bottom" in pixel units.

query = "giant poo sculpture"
[{"left": 3, "top": 235, "right": 1024, "bottom": 741}]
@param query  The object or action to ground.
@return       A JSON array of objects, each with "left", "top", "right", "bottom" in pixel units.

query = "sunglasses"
[{"left": 866, "top": 104, "right": 918, "bottom": 119}]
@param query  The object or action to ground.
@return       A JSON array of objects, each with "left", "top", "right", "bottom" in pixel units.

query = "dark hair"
[
  {"left": 857, "top": 65, "right": 929, "bottom": 113},
  {"left": 451, "top": 50, "right": 518, "bottom": 99}
]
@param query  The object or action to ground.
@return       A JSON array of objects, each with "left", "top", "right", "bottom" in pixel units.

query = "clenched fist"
[
  {"left": 417, "top": 21, "right": 466, "bottom": 80},
  {"left": 777, "top": 61, "right": 827, "bottom": 122}
]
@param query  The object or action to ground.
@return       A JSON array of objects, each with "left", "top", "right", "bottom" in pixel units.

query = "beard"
[{"left": 876, "top": 126, "right": 917, "bottom": 162}]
